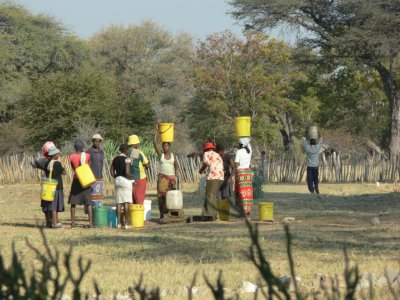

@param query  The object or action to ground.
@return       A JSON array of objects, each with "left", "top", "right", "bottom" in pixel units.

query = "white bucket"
[{"left": 144, "top": 199, "right": 152, "bottom": 220}]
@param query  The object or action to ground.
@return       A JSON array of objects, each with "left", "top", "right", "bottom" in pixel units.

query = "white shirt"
[{"left": 235, "top": 147, "right": 252, "bottom": 169}]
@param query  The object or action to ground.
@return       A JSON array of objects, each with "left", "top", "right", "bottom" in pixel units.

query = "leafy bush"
[{"left": 252, "top": 167, "right": 264, "bottom": 199}]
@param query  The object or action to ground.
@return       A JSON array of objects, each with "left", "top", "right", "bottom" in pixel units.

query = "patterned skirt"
[
  {"left": 235, "top": 168, "right": 254, "bottom": 213},
  {"left": 157, "top": 174, "right": 177, "bottom": 199}
]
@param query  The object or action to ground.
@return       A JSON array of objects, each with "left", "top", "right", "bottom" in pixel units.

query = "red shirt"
[{"left": 69, "top": 152, "right": 91, "bottom": 178}]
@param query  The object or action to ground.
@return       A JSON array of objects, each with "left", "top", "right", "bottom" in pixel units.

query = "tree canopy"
[
  {"left": 187, "top": 31, "right": 309, "bottom": 152},
  {"left": 229, "top": 0, "right": 400, "bottom": 157}
]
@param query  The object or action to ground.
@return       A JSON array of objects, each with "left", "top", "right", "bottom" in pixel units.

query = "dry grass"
[{"left": 0, "top": 182, "right": 399, "bottom": 299}]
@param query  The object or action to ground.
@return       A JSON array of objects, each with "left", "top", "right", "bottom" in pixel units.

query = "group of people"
[
  {"left": 199, "top": 137, "right": 254, "bottom": 221},
  {"left": 33, "top": 135, "right": 105, "bottom": 229},
  {"left": 33, "top": 125, "right": 323, "bottom": 229}
]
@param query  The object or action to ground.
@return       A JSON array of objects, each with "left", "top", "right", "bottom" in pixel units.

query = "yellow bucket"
[
  {"left": 159, "top": 123, "right": 174, "bottom": 142},
  {"left": 235, "top": 116, "right": 251, "bottom": 137},
  {"left": 217, "top": 199, "right": 230, "bottom": 221},
  {"left": 41, "top": 179, "right": 58, "bottom": 201},
  {"left": 75, "top": 164, "right": 96, "bottom": 188},
  {"left": 258, "top": 202, "right": 274, "bottom": 221},
  {"left": 130, "top": 204, "right": 144, "bottom": 228}
]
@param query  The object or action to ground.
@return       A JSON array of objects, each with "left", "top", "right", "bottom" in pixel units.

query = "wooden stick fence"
[
  {"left": 0, "top": 153, "right": 399, "bottom": 184},
  {"left": 0, "top": 154, "right": 203, "bottom": 185}
]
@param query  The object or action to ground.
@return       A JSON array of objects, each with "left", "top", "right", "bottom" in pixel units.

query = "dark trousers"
[{"left": 306, "top": 166, "right": 319, "bottom": 193}]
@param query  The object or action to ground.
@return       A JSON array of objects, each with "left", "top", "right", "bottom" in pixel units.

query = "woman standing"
[
  {"left": 68, "top": 140, "right": 93, "bottom": 228},
  {"left": 110, "top": 144, "right": 133, "bottom": 229},
  {"left": 199, "top": 142, "right": 224, "bottom": 220},
  {"left": 153, "top": 126, "right": 179, "bottom": 222},
  {"left": 42, "top": 147, "right": 65, "bottom": 229},
  {"left": 234, "top": 137, "right": 253, "bottom": 219},
  {"left": 86, "top": 133, "right": 104, "bottom": 201}
]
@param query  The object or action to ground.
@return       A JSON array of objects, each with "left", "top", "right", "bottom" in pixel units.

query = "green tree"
[
  {"left": 188, "top": 31, "right": 307, "bottom": 153},
  {"left": 0, "top": 3, "right": 87, "bottom": 106},
  {"left": 318, "top": 66, "right": 389, "bottom": 146},
  {"left": 17, "top": 65, "right": 119, "bottom": 148},
  {"left": 0, "top": 3, "right": 89, "bottom": 153},
  {"left": 229, "top": 0, "right": 400, "bottom": 158},
  {"left": 89, "top": 22, "right": 193, "bottom": 143}
]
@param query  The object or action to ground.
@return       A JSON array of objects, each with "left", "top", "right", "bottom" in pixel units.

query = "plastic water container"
[
  {"left": 75, "top": 164, "right": 96, "bottom": 188},
  {"left": 258, "top": 202, "right": 274, "bottom": 221},
  {"left": 130, "top": 204, "right": 144, "bottom": 228},
  {"left": 308, "top": 126, "right": 319, "bottom": 140},
  {"left": 217, "top": 199, "right": 230, "bottom": 221},
  {"left": 235, "top": 116, "right": 251, "bottom": 137},
  {"left": 107, "top": 207, "right": 118, "bottom": 227},
  {"left": 159, "top": 123, "right": 174, "bottom": 142},
  {"left": 144, "top": 200, "right": 152, "bottom": 221},
  {"left": 41, "top": 178, "right": 58, "bottom": 201},
  {"left": 166, "top": 190, "right": 183, "bottom": 210},
  {"left": 93, "top": 206, "right": 108, "bottom": 227}
]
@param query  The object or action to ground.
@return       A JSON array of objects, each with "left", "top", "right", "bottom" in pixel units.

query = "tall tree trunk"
[
  {"left": 277, "top": 113, "right": 297, "bottom": 160},
  {"left": 389, "top": 91, "right": 400, "bottom": 160},
  {"left": 374, "top": 63, "right": 400, "bottom": 160}
]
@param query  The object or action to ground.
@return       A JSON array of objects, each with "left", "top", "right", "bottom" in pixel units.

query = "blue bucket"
[{"left": 107, "top": 207, "right": 118, "bottom": 227}]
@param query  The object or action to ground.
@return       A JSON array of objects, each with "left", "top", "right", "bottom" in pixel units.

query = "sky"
[{"left": 13, "top": 0, "right": 247, "bottom": 40}]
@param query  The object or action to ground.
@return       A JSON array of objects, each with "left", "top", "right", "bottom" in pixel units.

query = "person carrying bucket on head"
[
  {"left": 153, "top": 125, "right": 179, "bottom": 223},
  {"left": 86, "top": 133, "right": 104, "bottom": 203},
  {"left": 68, "top": 140, "right": 94, "bottom": 228},
  {"left": 302, "top": 127, "right": 325, "bottom": 195},
  {"left": 199, "top": 141, "right": 224, "bottom": 220},
  {"left": 234, "top": 137, "right": 253, "bottom": 220},
  {"left": 127, "top": 135, "right": 149, "bottom": 205},
  {"left": 110, "top": 144, "right": 133, "bottom": 229},
  {"left": 41, "top": 146, "right": 65, "bottom": 229}
]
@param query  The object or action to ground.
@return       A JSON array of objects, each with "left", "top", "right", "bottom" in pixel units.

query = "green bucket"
[{"left": 93, "top": 206, "right": 108, "bottom": 228}]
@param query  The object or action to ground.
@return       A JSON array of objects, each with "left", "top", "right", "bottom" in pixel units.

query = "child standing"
[{"left": 42, "top": 146, "right": 65, "bottom": 229}]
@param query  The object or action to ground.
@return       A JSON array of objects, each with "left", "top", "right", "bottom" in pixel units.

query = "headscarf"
[
  {"left": 239, "top": 137, "right": 252, "bottom": 154},
  {"left": 41, "top": 141, "right": 55, "bottom": 160},
  {"left": 74, "top": 139, "right": 85, "bottom": 152}
]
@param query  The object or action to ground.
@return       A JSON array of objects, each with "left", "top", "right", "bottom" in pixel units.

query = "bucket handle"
[
  {"left": 48, "top": 160, "right": 54, "bottom": 182},
  {"left": 159, "top": 124, "right": 173, "bottom": 134}
]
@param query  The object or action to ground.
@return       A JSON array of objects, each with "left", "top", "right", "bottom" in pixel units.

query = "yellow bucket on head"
[
  {"left": 159, "top": 123, "right": 174, "bottom": 142},
  {"left": 217, "top": 199, "right": 230, "bottom": 221},
  {"left": 130, "top": 204, "right": 144, "bottom": 228},
  {"left": 75, "top": 164, "right": 96, "bottom": 188},
  {"left": 41, "top": 179, "right": 58, "bottom": 201},
  {"left": 235, "top": 116, "right": 251, "bottom": 137},
  {"left": 258, "top": 202, "right": 274, "bottom": 221}
]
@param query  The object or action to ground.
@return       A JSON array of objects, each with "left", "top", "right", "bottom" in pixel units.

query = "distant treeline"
[{"left": 0, "top": 2, "right": 394, "bottom": 160}]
